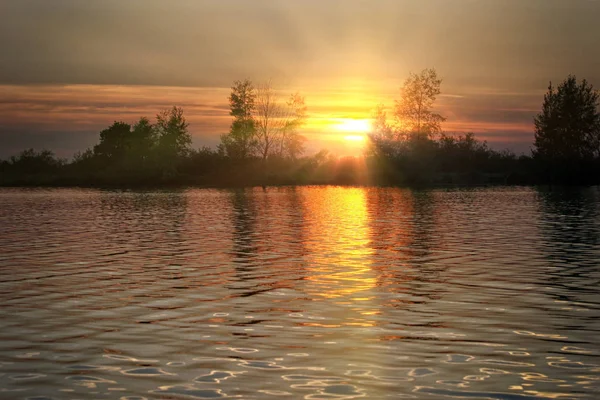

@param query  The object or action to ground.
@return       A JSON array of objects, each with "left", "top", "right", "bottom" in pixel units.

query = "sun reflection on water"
[{"left": 303, "top": 187, "right": 377, "bottom": 299}]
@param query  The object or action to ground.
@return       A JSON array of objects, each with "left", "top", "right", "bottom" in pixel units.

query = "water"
[{"left": 0, "top": 186, "right": 599, "bottom": 400}]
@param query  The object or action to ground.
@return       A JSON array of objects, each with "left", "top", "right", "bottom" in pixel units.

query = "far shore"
[{"left": 0, "top": 170, "right": 569, "bottom": 191}]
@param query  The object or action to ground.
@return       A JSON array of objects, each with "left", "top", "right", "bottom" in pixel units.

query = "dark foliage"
[
  {"left": 365, "top": 133, "right": 531, "bottom": 186},
  {"left": 533, "top": 75, "right": 600, "bottom": 184}
]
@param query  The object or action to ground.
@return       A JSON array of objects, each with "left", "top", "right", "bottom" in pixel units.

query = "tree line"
[
  {"left": 1, "top": 72, "right": 599, "bottom": 187},
  {"left": 361, "top": 69, "right": 600, "bottom": 185}
]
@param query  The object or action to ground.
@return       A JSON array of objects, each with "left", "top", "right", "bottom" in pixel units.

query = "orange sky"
[
  {"left": 1, "top": 0, "right": 599, "bottom": 157},
  {"left": 0, "top": 81, "right": 541, "bottom": 157}
]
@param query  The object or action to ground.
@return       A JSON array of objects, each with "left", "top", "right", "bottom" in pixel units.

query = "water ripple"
[{"left": 0, "top": 186, "right": 599, "bottom": 399}]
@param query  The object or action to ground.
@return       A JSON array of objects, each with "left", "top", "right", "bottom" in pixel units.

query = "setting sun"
[
  {"left": 335, "top": 119, "right": 372, "bottom": 133},
  {"left": 344, "top": 135, "right": 366, "bottom": 142}
]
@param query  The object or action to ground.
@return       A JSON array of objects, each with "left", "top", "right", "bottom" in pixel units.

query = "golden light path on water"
[
  {"left": 296, "top": 188, "right": 390, "bottom": 399},
  {"left": 303, "top": 187, "right": 377, "bottom": 308}
]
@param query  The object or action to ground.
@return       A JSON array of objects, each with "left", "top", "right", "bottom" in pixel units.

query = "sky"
[{"left": 1, "top": 0, "right": 599, "bottom": 158}]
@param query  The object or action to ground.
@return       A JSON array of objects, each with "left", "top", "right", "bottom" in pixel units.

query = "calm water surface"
[{"left": 1, "top": 186, "right": 599, "bottom": 399}]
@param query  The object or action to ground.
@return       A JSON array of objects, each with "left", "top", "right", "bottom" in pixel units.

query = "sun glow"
[
  {"left": 335, "top": 119, "right": 372, "bottom": 133},
  {"left": 344, "top": 135, "right": 366, "bottom": 142}
]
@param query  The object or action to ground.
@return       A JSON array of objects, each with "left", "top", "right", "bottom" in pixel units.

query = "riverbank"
[{"left": 0, "top": 170, "right": 548, "bottom": 189}]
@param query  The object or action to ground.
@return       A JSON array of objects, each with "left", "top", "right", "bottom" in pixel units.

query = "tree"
[
  {"left": 254, "top": 83, "right": 308, "bottom": 161},
  {"left": 281, "top": 128, "right": 307, "bottom": 160},
  {"left": 92, "top": 118, "right": 158, "bottom": 170},
  {"left": 278, "top": 93, "right": 308, "bottom": 159},
  {"left": 156, "top": 106, "right": 191, "bottom": 159},
  {"left": 367, "top": 69, "right": 446, "bottom": 162},
  {"left": 255, "top": 81, "right": 280, "bottom": 161},
  {"left": 367, "top": 104, "right": 398, "bottom": 158},
  {"left": 9, "top": 149, "right": 64, "bottom": 174},
  {"left": 534, "top": 75, "right": 600, "bottom": 161},
  {"left": 394, "top": 68, "right": 445, "bottom": 139},
  {"left": 72, "top": 148, "right": 95, "bottom": 165},
  {"left": 130, "top": 117, "right": 156, "bottom": 163},
  {"left": 93, "top": 121, "right": 132, "bottom": 161},
  {"left": 370, "top": 104, "right": 394, "bottom": 141},
  {"left": 220, "top": 79, "right": 257, "bottom": 159},
  {"left": 438, "top": 132, "right": 492, "bottom": 173}
]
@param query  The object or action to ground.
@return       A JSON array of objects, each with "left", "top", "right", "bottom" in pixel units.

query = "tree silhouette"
[
  {"left": 156, "top": 106, "right": 191, "bottom": 159},
  {"left": 93, "top": 121, "right": 132, "bottom": 162},
  {"left": 8, "top": 149, "right": 63, "bottom": 174},
  {"left": 255, "top": 82, "right": 308, "bottom": 161},
  {"left": 367, "top": 68, "right": 446, "bottom": 161},
  {"left": 279, "top": 93, "right": 308, "bottom": 159},
  {"left": 130, "top": 117, "right": 156, "bottom": 164},
  {"left": 255, "top": 81, "right": 281, "bottom": 161},
  {"left": 367, "top": 104, "right": 397, "bottom": 158},
  {"left": 219, "top": 80, "right": 307, "bottom": 161},
  {"left": 370, "top": 104, "right": 394, "bottom": 141},
  {"left": 394, "top": 68, "right": 445, "bottom": 139},
  {"left": 220, "top": 79, "right": 257, "bottom": 159},
  {"left": 534, "top": 75, "right": 600, "bottom": 162}
]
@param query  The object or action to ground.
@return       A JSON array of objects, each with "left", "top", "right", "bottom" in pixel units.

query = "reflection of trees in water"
[
  {"left": 95, "top": 190, "right": 189, "bottom": 292},
  {"left": 98, "top": 190, "right": 188, "bottom": 255},
  {"left": 282, "top": 187, "right": 309, "bottom": 265},
  {"left": 223, "top": 187, "right": 310, "bottom": 342},
  {"left": 409, "top": 190, "right": 437, "bottom": 253},
  {"left": 366, "top": 188, "right": 446, "bottom": 298},
  {"left": 229, "top": 189, "right": 259, "bottom": 272},
  {"left": 226, "top": 187, "right": 307, "bottom": 297},
  {"left": 535, "top": 187, "right": 600, "bottom": 305},
  {"left": 406, "top": 190, "right": 447, "bottom": 296},
  {"left": 537, "top": 187, "right": 600, "bottom": 249},
  {"left": 365, "top": 187, "right": 451, "bottom": 343}
]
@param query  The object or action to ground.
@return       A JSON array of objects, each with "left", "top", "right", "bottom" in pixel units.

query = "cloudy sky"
[{"left": 1, "top": 0, "right": 599, "bottom": 157}]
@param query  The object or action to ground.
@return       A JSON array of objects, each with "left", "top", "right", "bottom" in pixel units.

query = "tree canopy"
[
  {"left": 156, "top": 106, "right": 192, "bottom": 159},
  {"left": 534, "top": 75, "right": 600, "bottom": 161},
  {"left": 219, "top": 79, "right": 258, "bottom": 159},
  {"left": 394, "top": 68, "right": 445, "bottom": 139},
  {"left": 220, "top": 79, "right": 307, "bottom": 160}
]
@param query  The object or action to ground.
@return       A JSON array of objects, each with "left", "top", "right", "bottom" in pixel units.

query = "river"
[{"left": 1, "top": 186, "right": 599, "bottom": 399}]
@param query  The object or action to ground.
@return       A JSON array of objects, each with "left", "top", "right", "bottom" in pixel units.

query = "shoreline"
[{"left": 1, "top": 181, "right": 596, "bottom": 191}]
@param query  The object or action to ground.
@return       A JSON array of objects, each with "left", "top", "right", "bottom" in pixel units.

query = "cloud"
[{"left": 1, "top": 1, "right": 598, "bottom": 87}]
